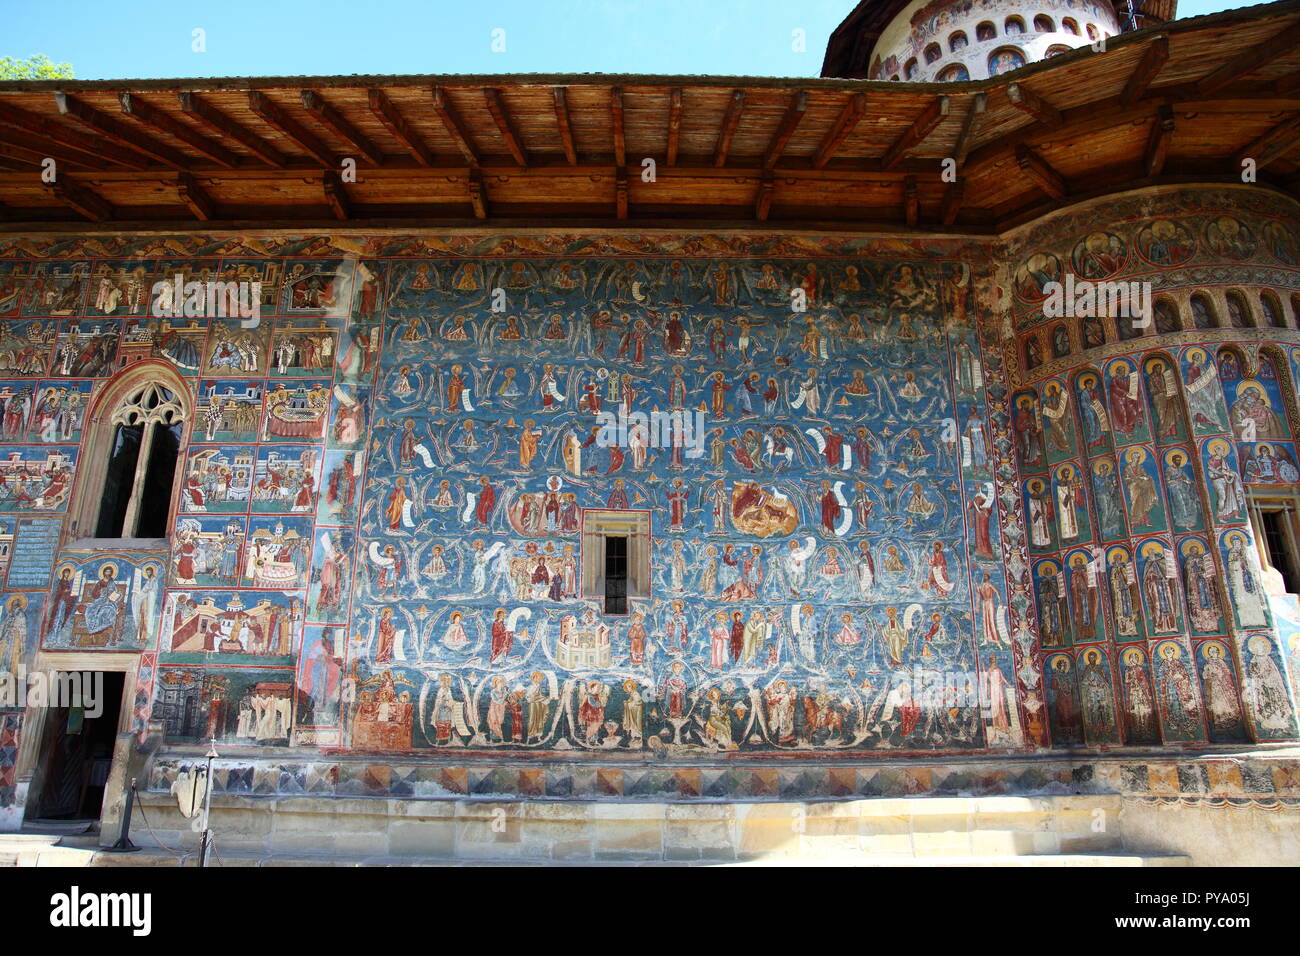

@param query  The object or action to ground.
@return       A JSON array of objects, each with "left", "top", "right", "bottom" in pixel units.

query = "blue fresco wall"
[{"left": 0, "top": 185, "right": 1294, "bottom": 774}]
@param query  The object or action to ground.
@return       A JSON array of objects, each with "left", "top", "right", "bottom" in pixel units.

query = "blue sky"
[{"left": 0, "top": 0, "right": 1276, "bottom": 80}]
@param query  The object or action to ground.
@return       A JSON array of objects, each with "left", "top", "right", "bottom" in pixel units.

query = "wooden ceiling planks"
[{"left": 0, "top": 3, "right": 1294, "bottom": 231}]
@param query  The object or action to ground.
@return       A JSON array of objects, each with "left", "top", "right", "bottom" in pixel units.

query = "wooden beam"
[
  {"left": 46, "top": 179, "right": 112, "bottom": 221},
  {"left": 0, "top": 102, "right": 146, "bottom": 169},
  {"left": 666, "top": 88, "right": 683, "bottom": 166},
  {"left": 903, "top": 175, "right": 919, "bottom": 226},
  {"left": 175, "top": 171, "right": 214, "bottom": 221},
  {"left": 467, "top": 167, "right": 486, "bottom": 219},
  {"left": 322, "top": 171, "right": 350, "bottom": 220},
  {"left": 0, "top": 125, "right": 100, "bottom": 170},
  {"left": 301, "top": 90, "right": 384, "bottom": 166},
  {"left": 178, "top": 92, "right": 286, "bottom": 168},
  {"left": 552, "top": 87, "right": 577, "bottom": 165},
  {"left": 247, "top": 91, "right": 336, "bottom": 167},
  {"left": 1146, "top": 103, "right": 1175, "bottom": 176},
  {"left": 763, "top": 90, "right": 808, "bottom": 168},
  {"left": 1234, "top": 111, "right": 1300, "bottom": 169},
  {"left": 483, "top": 88, "right": 528, "bottom": 166},
  {"left": 615, "top": 168, "right": 628, "bottom": 220},
  {"left": 1195, "top": 21, "right": 1300, "bottom": 96},
  {"left": 1006, "top": 84, "right": 1061, "bottom": 128},
  {"left": 940, "top": 180, "right": 964, "bottom": 225},
  {"left": 755, "top": 171, "right": 775, "bottom": 221},
  {"left": 611, "top": 86, "right": 626, "bottom": 168},
  {"left": 367, "top": 89, "right": 434, "bottom": 167},
  {"left": 881, "top": 95, "right": 948, "bottom": 171},
  {"left": 54, "top": 93, "right": 189, "bottom": 169},
  {"left": 1120, "top": 35, "right": 1169, "bottom": 106},
  {"left": 432, "top": 87, "right": 479, "bottom": 166},
  {"left": 953, "top": 92, "right": 986, "bottom": 168},
  {"left": 118, "top": 93, "right": 239, "bottom": 167},
  {"left": 1016, "top": 143, "right": 1067, "bottom": 199},
  {"left": 813, "top": 92, "right": 866, "bottom": 169},
  {"left": 713, "top": 90, "right": 745, "bottom": 168}
]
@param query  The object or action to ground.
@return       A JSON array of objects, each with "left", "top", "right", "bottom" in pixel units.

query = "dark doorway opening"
[
  {"left": 32, "top": 671, "right": 124, "bottom": 823},
  {"left": 604, "top": 535, "right": 628, "bottom": 615}
]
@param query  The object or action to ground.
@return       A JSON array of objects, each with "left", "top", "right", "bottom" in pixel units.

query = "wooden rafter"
[
  {"left": 763, "top": 90, "right": 808, "bottom": 168},
  {"left": 483, "top": 87, "right": 528, "bottom": 166},
  {"left": 467, "top": 167, "right": 486, "bottom": 218},
  {"left": 322, "top": 170, "right": 350, "bottom": 219},
  {"left": 611, "top": 87, "right": 626, "bottom": 168},
  {"left": 46, "top": 179, "right": 112, "bottom": 221},
  {"left": 812, "top": 92, "right": 866, "bottom": 169},
  {"left": 1006, "top": 84, "right": 1061, "bottom": 128},
  {"left": 1195, "top": 20, "right": 1300, "bottom": 96},
  {"left": 615, "top": 168, "right": 628, "bottom": 220},
  {"left": 881, "top": 95, "right": 948, "bottom": 171},
  {"left": 301, "top": 90, "right": 384, "bottom": 166},
  {"left": 175, "top": 171, "right": 215, "bottom": 220},
  {"left": 0, "top": 124, "right": 99, "bottom": 170},
  {"left": 118, "top": 93, "right": 239, "bottom": 167},
  {"left": 713, "top": 90, "right": 745, "bottom": 168},
  {"left": 552, "top": 87, "right": 577, "bottom": 165},
  {"left": 953, "top": 92, "right": 986, "bottom": 168},
  {"left": 367, "top": 88, "right": 434, "bottom": 167},
  {"left": 248, "top": 91, "right": 336, "bottom": 167},
  {"left": 1234, "top": 111, "right": 1300, "bottom": 169},
  {"left": 755, "top": 171, "right": 775, "bottom": 221},
  {"left": 432, "top": 87, "right": 479, "bottom": 166},
  {"left": 0, "top": 101, "right": 144, "bottom": 169},
  {"left": 903, "top": 175, "right": 919, "bottom": 226},
  {"left": 1120, "top": 35, "right": 1169, "bottom": 106},
  {"left": 1146, "top": 103, "right": 1175, "bottom": 176},
  {"left": 941, "top": 181, "right": 964, "bottom": 225},
  {"left": 666, "top": 88, "right": 683, "bottom": 166},
  {"left": 54, "top": 93, "right": 189, "bottom": 169},
  {"left": 1015, "top": 143, "right": 1067, "bottom": 199},
  {"left": 178, "top": 92, "right": 286, "bottom": 168}
]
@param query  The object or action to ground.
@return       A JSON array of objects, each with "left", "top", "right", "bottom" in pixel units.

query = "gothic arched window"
[{"left": 95, "top": 382, "right": 185, "bottom": 538}]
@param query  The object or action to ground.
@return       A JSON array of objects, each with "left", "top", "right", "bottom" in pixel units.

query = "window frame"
[
  {"left": 1248, "top": 491, "right": 1300, "bottom": 596},
  {"left": 66, "top": 361, "right": 191, "bottom": 550},
  {"left": 580, "top": 508, "right": 652, "bottom": 617}
]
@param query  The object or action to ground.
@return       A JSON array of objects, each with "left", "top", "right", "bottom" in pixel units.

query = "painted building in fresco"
[{"left": 0, "top": 0, "right": 1296, "bottom": 824}]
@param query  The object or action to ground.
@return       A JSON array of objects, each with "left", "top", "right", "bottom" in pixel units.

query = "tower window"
[
  {"left": 1005, "top": 16, "right": 1025, "bottom": 34},
  {"left": 1062, "top": 18, "right": 1079, "bottom": 34},
  {"left": 976, "top": 21, "right": 997, "bottom": 41},
  {"left": 1034, "top": 15, "right": 1054, "bottom": 32},
  {"left": 924, "top": 43, "right": 942, "bottom": 64}
]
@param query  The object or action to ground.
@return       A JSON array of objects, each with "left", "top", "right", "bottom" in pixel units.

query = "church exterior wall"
[{"left": 0, "top": 182, "right": 1296, "bottom": 822}]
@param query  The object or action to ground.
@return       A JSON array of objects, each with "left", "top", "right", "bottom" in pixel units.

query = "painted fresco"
[
  {"left": 0, "top": 189, "right": 1289, "bottom": 764},
  {"left": 43, "top": 552, "right": 165, "bottom": 652}
]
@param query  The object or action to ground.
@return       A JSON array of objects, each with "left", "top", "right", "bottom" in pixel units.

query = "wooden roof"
[{"left": 0, "top": 0, "right": 1294, "bottom": 236}]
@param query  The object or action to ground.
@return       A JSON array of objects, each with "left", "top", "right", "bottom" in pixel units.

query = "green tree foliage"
[{"left": 0, "top": 54, "right": 75, "bottom": 79}]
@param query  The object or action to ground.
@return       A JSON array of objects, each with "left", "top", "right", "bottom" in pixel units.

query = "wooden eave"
[{"left": 0, "top": 0, "right": 1295, "bottom": 235}]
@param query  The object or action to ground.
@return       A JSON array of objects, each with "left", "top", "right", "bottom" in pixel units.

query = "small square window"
[{"left": 581, "top": 509, "right": 651, "bottom": 615}]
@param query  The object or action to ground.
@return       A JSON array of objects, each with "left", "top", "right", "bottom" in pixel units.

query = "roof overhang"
[{"left": 0, "top": 0, "right": 1293, "bottom": 236}]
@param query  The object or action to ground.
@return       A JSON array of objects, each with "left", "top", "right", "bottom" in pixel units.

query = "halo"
[{"left": 1248, "top": 634, "right": 1274, "bottom": 656}]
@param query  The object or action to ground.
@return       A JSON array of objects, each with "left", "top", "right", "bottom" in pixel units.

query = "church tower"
[{"left": 822, "top": 0, "right": 1177, "bottom": 81}]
